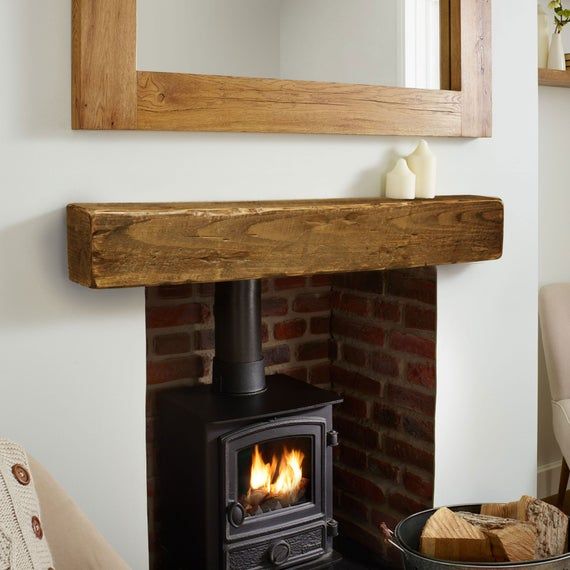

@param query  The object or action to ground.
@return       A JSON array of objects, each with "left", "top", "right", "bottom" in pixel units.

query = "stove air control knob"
[
  {"left": 268, "top": 540, "right": 291, "bottom": 566},
  {"left": 327, "top": 430, "right": 339, "bottom": 447},
  {"left": 327, "top": 518, "right": 339, "bottom": 538},
  {"left": 227, "top": 502, "right": 246, "bottom": 528}
]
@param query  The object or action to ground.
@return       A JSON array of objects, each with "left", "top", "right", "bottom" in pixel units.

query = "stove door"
[{"left": 220, "top": 417, "right": 327, "bottom": 543}]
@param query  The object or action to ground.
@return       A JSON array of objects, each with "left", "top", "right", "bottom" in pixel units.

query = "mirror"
[{"left": 137, "top": 0, "right": 442, "bottom": 90}]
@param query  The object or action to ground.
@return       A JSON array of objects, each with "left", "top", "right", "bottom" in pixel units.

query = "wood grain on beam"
[
  {"left": 67, "top": 197, "right": 503, "bottom": 289},
  {"left": 136, "top": 71, "right": 463, "bottom": 136},
  {"left": 72, "top": 0, "right": 137, "bottom": 129}
]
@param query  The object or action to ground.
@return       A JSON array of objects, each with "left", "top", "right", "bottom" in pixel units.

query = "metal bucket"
[{"left": 384, "top": 504, "right": 570, "bottom": 570}]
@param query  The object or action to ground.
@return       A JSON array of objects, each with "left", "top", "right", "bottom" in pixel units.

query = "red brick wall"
[
  {"left": 145, "top": 268, "right": 436, "bottom": 566},
  {"left": 330, "top": 268, "right": 436, "bottom": 559}
]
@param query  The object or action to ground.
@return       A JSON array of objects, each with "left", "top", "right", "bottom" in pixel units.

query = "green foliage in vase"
[{"left": 549, "top": 0, "right": 570, "bottom": 32}]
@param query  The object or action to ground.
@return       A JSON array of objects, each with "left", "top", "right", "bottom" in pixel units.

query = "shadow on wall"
[
  {"left": 348, "top": 149, "right": 401, "bottom": 198},
  {"left": 0, "top": 209, "right": 139, "bottom": 325}
]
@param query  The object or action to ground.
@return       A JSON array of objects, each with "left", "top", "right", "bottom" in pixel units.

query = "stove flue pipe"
[{"left": 212, "top": 279, "right": 266, "bottom": 396}]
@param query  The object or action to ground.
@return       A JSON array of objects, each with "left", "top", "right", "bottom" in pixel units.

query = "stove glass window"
[{"left": 237, "top": 436, "right": 313, "bottom": 517}]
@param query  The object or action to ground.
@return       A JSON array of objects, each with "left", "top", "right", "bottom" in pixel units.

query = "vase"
[
  {"left": 538, "top": 4, "right": 550, "bottom": 68},
  {"left": 548, "top": 32, "right": 566, "bottom": 71}
]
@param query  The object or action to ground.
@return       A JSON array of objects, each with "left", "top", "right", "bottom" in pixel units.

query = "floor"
[
  {"left": 333, "top": 536, "right": 393, "bottom": 569},
  {"left": 337, "top": 561, "right": 374, "bottom": 569}
]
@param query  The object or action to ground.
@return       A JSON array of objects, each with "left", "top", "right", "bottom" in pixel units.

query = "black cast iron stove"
[{"left": 157, "top": 279, "right": 342, "bottom": 569}]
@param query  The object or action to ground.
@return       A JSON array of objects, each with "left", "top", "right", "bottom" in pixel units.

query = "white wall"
[
  {"left": 434, "top": 0, "right": 538, "bottom": 503},
  {"left": 0, "top": 1, "right": 537, "bottom": 568},
  {"left": 536, "top": 1, "right": 570, "bottom": 498}
]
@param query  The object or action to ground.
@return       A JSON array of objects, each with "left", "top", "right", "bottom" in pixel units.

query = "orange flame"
[
  {"left": 249, "top": 444, "right": 276, "bottom": 494},
  {"left": 248, "top": 444, "right": 305, "bottom": 500}
]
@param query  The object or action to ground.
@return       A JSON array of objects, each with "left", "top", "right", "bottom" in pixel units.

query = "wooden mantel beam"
[{"left": 67, "top": 196, "right": 504, "bottom": 289}]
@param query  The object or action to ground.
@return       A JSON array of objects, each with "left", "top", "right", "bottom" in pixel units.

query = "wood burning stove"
[{"left": 157, "top": 280, "right": 342, "bottom": 569}]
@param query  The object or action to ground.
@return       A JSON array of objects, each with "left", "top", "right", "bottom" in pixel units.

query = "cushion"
[
  {"left": 0, "top": 439, "right": 54, "bottom": 569},
  {"left": 30, "top": 457, "right": 130, "bottom": 570}
]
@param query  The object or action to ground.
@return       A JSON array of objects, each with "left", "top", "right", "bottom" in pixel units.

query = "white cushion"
[{"left": 0, "top": 439, "right": 54, "bottom": 569}]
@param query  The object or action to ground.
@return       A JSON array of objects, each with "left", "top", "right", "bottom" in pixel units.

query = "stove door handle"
[{"left": 227, "top": 501, "right": 246, "bottom": 528}]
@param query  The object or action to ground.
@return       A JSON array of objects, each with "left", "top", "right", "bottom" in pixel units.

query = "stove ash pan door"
[{"left": 220, "top": 417, "right": 334, "bottom": 568}]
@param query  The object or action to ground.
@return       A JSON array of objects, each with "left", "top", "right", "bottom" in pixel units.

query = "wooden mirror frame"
[{"left": 72, "top": 0, "right": 491, "bottom": 137}]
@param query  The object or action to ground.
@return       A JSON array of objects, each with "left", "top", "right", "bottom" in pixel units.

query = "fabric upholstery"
[
  {"left": 0, "top": 527, "right": 11, "bottom": 569},
  {"left": 539, "top": 284, "right": 570, "bottom": 401},
  {"left": 552, "top": 400, "right": 570, "bottom": 463},
  {"left": 30, "top": 457, "right": 130, "bottom": 570},
  {"left": 0, "top": 439, "right": 54, "bottom": 569}
]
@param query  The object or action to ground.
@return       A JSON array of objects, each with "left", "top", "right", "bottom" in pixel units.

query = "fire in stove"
[{"left": 241, "top": 444, "right": 309, "bottom": 516}]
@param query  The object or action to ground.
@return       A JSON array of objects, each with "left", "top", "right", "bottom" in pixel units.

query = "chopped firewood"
[
  {"left": 420, "top": 507, "right": 495, "bottom": 562},
  {"left": 456, "top": 512, "right": 538, "bottom": 562},
  {"left": 481, "top": 501, "right": 519, "bottom": 519},
  {"left": 522, "top": 496, "right": 567, "bottom": 558},
  {"left": 482, "top": 496, "right": 568, "bottom": 558}
]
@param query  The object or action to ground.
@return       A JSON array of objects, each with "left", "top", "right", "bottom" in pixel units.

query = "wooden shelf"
[
  {"left": 67, "top": 196, "right": 504, "bottom": 289},
  {"left": 539, "top": 68, "right": 570, "bottom": 87}
]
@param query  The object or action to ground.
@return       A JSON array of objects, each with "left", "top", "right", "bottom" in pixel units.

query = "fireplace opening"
[
  {"left": 239, "top": 438, "right": 312, "bottom": 516},
  {"left": 154, "top": 279, "right": 341, "bottom": 569},
  {"left": 146, "top": 268, "right": 436, "bottom": 569}
]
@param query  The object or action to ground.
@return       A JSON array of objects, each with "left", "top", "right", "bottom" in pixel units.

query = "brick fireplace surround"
[{"left": 145, "top": 267, "right": 436, "bottom": 568}]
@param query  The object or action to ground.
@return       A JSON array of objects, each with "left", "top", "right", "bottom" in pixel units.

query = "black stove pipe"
[{"left": 212, "top": 279, "right": 266, "bottom": 396}]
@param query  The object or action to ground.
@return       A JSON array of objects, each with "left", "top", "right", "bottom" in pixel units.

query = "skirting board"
[{"left": 538, "top": 459, "right": 562, "bottom": 499}]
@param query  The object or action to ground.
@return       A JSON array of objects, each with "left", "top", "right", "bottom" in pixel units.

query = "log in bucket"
[{"left": 382, "top": 505, "right": 570, "bottom": 570}]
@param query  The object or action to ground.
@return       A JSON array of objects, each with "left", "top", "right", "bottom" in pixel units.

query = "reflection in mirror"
[{"left": 138, "top": 0, "right": 441, "bottom": 89}]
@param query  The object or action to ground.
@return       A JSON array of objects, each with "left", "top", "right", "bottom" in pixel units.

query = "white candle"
[
  {"left": 385, "top": 158, "right": 416, "bottom": 199},
  {"left": 406, "top": 140, "right": 437, "bottom": 199}
]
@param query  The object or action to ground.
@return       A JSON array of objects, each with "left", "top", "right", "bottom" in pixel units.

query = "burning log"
[
  {"left": 245, "top": 489, "right": 268, "bottom": 509},
  {"left": 241, "top": 444, "right": 308, "bottom": 517},
  {"left": 261, "top": 498, "right": 283, "bottom": 513},
  {"left": 242, "top": 477, "right": 309, "bottom": 515}
]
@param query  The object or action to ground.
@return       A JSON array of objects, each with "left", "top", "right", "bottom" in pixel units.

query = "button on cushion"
[
  {"left": 11, "top": 464, "right": 30, "bottom": 486},
  {"left": 31, "top": 516, "right": 43, "bottom": 540}
]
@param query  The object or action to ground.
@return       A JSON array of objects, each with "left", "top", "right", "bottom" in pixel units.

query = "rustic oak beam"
[{"left": 67, "top": 196, "right": 504, "bottom": 289}]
